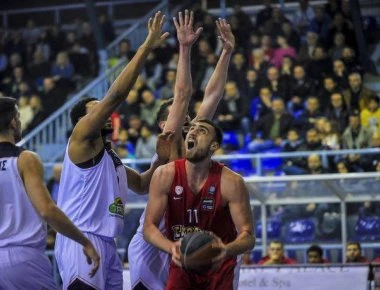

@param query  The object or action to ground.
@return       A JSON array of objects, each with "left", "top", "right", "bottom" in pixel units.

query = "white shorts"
[
  {"left": 128, "top": 232, "right": 170, "bottom": 290},
  {"left": 0, "top": 246, "right": 56, "bottom": 290},
  {"left": 55, "top": 232, "right": 123, "bottom": 290}
]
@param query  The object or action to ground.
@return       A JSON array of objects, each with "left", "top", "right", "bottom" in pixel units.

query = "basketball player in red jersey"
[{"left": 144, "top": 119, "right": 255, "bottom": 290}]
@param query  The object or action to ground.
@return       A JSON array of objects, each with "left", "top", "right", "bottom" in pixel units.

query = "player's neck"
[
  {"left": 0, "top": 132, "right": 15, "bottom": 144},
  {"left": 185, "top": 158, "right": 212, "bottom": 180}
]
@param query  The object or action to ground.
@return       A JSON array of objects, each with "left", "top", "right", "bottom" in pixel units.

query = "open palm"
[
  {"left": 216, "top": 18, "right": 235, "bottom": 53},
  {"left": 173, "top": 10, "right": 203, "bottom": 47}
]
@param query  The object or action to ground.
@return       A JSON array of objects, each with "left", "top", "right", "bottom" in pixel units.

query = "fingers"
[
  {"left": 173, "top": 16, "right": 179, "bottom": 30},
  {"left": 184, "top": 9, "right": 189, "bottom": 26},
  {"left": 189, "top": 10, "right": 194, "bottom": 27},
  {"left": 195, "top": 27, "right": 204, "bottom": 38},
  {"left": 89, "top": 257, "right": 99, "bottom": 277},
  {"left": 160, "top": 32, "right": 170, "bottom": 41},
  {"left": 178, "top": 11, "right": 184, "bottom": 26},
  {"left": 148, "top": 17, "right": 153, "bottom": 29}
]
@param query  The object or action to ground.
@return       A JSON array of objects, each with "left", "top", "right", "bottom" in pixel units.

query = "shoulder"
[
  {"left": 221, "top": 166, "right": 245, "bottom": 189},
  {"left": 155, "top": 161, "right": 176, "bottom": 177},
  {"left": 18, "top": 150, "right": 44, "bottom": 176}
]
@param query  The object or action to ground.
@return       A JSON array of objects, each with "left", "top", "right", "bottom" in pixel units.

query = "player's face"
[
  {"left": 185, "top": 122, "right": 216, "bottom": 163},
  {"left": 86, "top": 100, "right": 113, "bottom": 135}
]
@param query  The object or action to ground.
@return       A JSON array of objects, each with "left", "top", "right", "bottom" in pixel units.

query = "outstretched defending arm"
[
  {"left": 194, "top": 18, "right": 235, "bottom": 121},
  {"left": 72, "top": 12, "right": 169, "bottom": 142},
  {"left": 163, "top": 10, "right": 203, "bottom": 138}
]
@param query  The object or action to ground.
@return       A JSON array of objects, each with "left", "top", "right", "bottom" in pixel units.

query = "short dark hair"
[
  {"left": 196, "top": 118, "right": 223, "bottom": 145},
  {"left": 0, "top": 97, "right": 17, "bottom": 132},
  {"left": 307, "top": 244, "right": 323, "bottom": 257},
  {"left": 347, "top": 241, "right": 361, "bottom": 251},
  {"left": 156, "top": 98, "right": 174, "bottom": 124},
  {"left": 70, "top": 97, "right": 98, "bottom": 127}
]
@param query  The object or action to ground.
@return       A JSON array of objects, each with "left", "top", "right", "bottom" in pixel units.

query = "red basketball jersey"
[{"left": 165, "top": 159, "right": 237, "bottom": 244}]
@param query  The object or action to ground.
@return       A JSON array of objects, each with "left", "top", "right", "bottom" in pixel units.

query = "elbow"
[
  {"left": 175, "top": 87, "right": 192, "bottom": 100},
  {"left": 142, "top": 225, "right": 150, "bottom": 243}
]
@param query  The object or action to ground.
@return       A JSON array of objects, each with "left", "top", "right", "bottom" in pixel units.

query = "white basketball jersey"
[
  {"left": 57, "top": 143, "right": 128, "bottom": 237},
  {"left": 0, "top": 142, "right": 46, "bottom": 249}
]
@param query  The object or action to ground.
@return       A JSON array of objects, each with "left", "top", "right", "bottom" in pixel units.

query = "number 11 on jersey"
[{"left": 187, "top": 209, "right": 199, "bottom": 224}]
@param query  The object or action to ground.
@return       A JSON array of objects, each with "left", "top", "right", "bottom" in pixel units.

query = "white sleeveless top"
[
  {"left": 0, "top": 142, "right": 46, "bottom": 249},
  {"left": 57, "top": 144, "right": 128, "bottom": 237}
]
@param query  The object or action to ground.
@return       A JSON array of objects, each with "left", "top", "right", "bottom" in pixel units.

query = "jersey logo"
[
  {"left": 108, "top": 197, "right": 124, "bottom": 218},
  {"left": 173, "top": 196, "right": 182, "bottom": 200},
  {"left": 201, "top": 198, "right": 215, "bottom": 211},
  {"left": 208, "top": 185, "right": 216, "bottom": 195},
  {"left": 171, "top": 225, "right": 202, "bottom": 240},
  {"left": 175, "top": 186, "right": 183, "bottom": 195}
]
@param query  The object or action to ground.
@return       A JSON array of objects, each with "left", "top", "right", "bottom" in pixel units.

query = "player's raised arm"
[
  {"left": 219, "top": 169, "right": 255, "bottom": 257},
  {"left": 72, "top": 11, "right": 169, "bottom": 142},
  {"left": 163, "top": 10, "right": 203, "bottom": 138},
  {"left": 143, "top": 163, "right": 177, "bottom": 256},
  {"left": 18, "top": 151, "right": 100, "bottom": 277},
  {"left": 194, "top": 18, "right": 235, "bottom": 121}
]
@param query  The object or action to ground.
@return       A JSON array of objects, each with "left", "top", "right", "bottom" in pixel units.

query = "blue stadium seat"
[
  {"left": 261, "top": 148, "right": 283, "bottom": 172},
  {"left": 228, "top": 157, "right": 256, "bottom": 177},
  {"left": 355, "top": 217, "right": 380, "bottom": 241},
  {"left": 256, "top": 220, "right": 282, "bottom": 239},
  {"left": 285, "top": 219, "right": 315, "bottom": 243},
  {"left": 222, "top": 131, "right": 240, "bottom": 150}
]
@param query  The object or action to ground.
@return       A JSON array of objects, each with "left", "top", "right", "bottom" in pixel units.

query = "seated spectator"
[
  {"left": 250, "top": 48, "right": 271, "bottom": 75},
  {"left": 332, "top": 59, "right": 349, "bottom": 89},
  {"left": 258, "top": 241, "right": 297, "bottom": 265},
  {"left": 279, "top": 55, "right": 294, "bottom": 81},
  {"left": 271, "top": 35, "right": 296, "bottom": 69},
  {"left": 282, "top": 128, "right": 304, "bottom": 166},
  {"left": 215, "top": 81, "right": 249, "bottom": 133},
  {"left": 40, "top": 77, "right": 67, "bottom": 116},
  {"left": 292, "top": 0, "right": 315, "bottom": 36},
  {"left": 342, "top": 110, "right": 371, "bottom": 149},
  {"left": 263, "top": 7, "right": 289, "bottom": 39},
  {"left": 359, "top": 131, "right": 380, "bottom": 171},
  {"left": 248, "top": 98, "right": 293, "bottom": 153},
  {"left": 307, "top": 46, "right": 332, "bottom": 84},
  {"left": 18, "top": 96, "right": 33, "bottom": 131},
  {"left": 260, "top": 34, "right": 274, "bottom": 62},
  {"left": 309, "top": 6, "right": 331, "bottom": 44},
  {"left": 256, "top": 0, "right": 273, "bottom": 28},
  {"left": 24, "top": 94, "right": 46, "bottom": 134},
  {"left": 250, "top": 87, "right": 273, "bottom": 122},
  {"left": 242, "top": 68, "right": 260, "bottom": 101},
  {"left": 298, "top": 31, "right": 319, "bottom": 65},
  {"left": 28, "top": 49, "right": 50, "bottom": 87},
  {"left": 68, "top": 42, "right": 92, "bottom": 77},
  {"left": 199, "top": 54, "right": 217, "bottom": 93},
  {"left": 135, "top": 123, "right": 157, "bottom": 160},
  {"left": 281, "top": 21, "right": 301, "bottom": 51},
  {"left": 318, "top": 76, "right": 338, "bottom": 105},
  {"left": 139, "top": 89, "right": 161, "bottom": 127},
  {"left": 360, "top": 95, "right": 380, "bottom": 133},
  {"left": 264, "top": 66, "right": 290, "bottom": 100},
  {"left": 358, "top": 201, "right": 380, "bottom": 219},
  {"left": 126, "top": 115, "right": 142, "bottom": 146},
  {"left": 159, "top": 69, "right": 176, "bottom": 100},
  {"left": 307, "top": 244, "right": 327, "bottom": 264},
  {"left": 118, "top": 89, "right": 141, "bottom": 128},
  {"left": 47, "top": 163, "right": 62, "bottom": 203},
  {"left": 336, "top": 160, "right": 350, "bottom": 173},
  {"left": 346, "top": 242, "right": 369, "bottom": 263},
  {"left": 325, "top": 92, "right": 349, "bottom": 134},
  {"left": 327, "top": 13, "right": 355, "bottom": 49},
  {"left": 142, "top": 51, "right": 163, "bottom": 90},
  {"left": 329, "top": 33, "right": 346, "bottom": 61},
  {"left": 307, "top": 154, "right": 329, "bottom": 174},
  {"left": 321, "top": 120, "right": 341, "bottom": 150},
  {"left": 51, "top": 51, "right": 74, "bottom": 81},
  {"left": 228, "top": 52, "right": 248, "bottom": 89},
  {"left": 343, "top": 72, "right": 374, "bottom": 110},
  {"left": 341, "top": 47, "right": 363, "bottom": 74},
  {"left": 242, "top": 252, "right": 253, "bottom": 265},
  {"left": 295, "top": 96, "right": 324, "bottom": 134}
]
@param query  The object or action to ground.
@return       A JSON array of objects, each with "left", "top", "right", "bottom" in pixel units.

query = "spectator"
[
  {"left": 263, "top": 7, "right": 288, "bottom": 39},
  {"left": 307, "top": 154, "right": 329, "bottom": 174},
  {"left": 18, "top": 96, "right": 33, "bottom": 131},
  {"left": 47, "top": 163, "right": 62, "bottom": 203},
  {"left": 99, "top": 13, "right": 115, "bottom": 44},
  {"left": 159, "top": 69, "right": 176, "bottom": 100},
  {"left": 324, "top": 0, "right": 341, "bottom": 18},
  {"left": 68, "top": 42, "right": 92, "bottom": 77},
  {"left": 118, "top": 89, "right": 141, "bottom": 127},
  {"left": 336, "top": 160, "right": 350, "bottom": 173},
  {"left": 248, "top": 98, "right": 293, "bottom": 152},
  {"left": 295, "top": 96, "right": 324, "bottom": 134},
  {"left": 307, "top": 244, "right": 326, "bottom": 263},
  {"left": 264, "top": 66, "right": 289, "bottom": 100},
  {"left": 343, "top": 72, "right": 374, "bottom": 110},
  {"left": 51, "top": 51, "right": 75, "bottom": 81},
  {"left": 139, "top": 89, "right": 161, "bottom": 127},
  {"left": 135, "top": 124, "right": 157, "bottom": 161},
  {"left": 321, "top": 120, "right": 341, "bottom": 150},
  {"left": 143, "top": 51, "right": 163, "bottom": 90},
  {"left": 250, "top": 48, "right": 271, "bottom": 75},
  {"left": 359, "top": 131, "right": 380, "bottom": 171},
  {"left": 242, "top": 252, "right": 253, "bottom": 265},
  {"left": 242, "top": 68, "right": 260, "bottom": 101},
  {"left": 282, "top": 128, "right": 304, "bottom": 167},
  {"left": 215, "top": 81, "right": 249, "bottom": 133},
  {"left": 199, "top": 54, "right": 217, "bottom": 93},
  {"left": 329, "top": 33, "right": 346, "bottom": 61},
  {"left": 126, "top": 114, "right": 142, "bottom": 146},
  {"left": 332, "top": 59, "right": 349, "bottom": 88},
  {"left": 292, "top": 0, "right": 315, "bottom": 36},
  {"left": 281, "top": 21, "right": 301, "bottom": 51},
  {"left": 24, "top": 94, "right": 46, "bottom": 134},
  {"left": 250, "top": 87, "right": 273, "bottom": 121},
  {"left": 22, "top": 19, "right": 41, "bottom": 46},
  {"left": 307, "top": 46, "right": 332, "bottom": 83},
  {"left": 256, "top": 0, "right": 273, "bottom": 28},
  {"left": 28, "top": 49, "right": 50, "bottom": 87},
  {"left": 258, "top": 241, "right": 297, "bottom": 265},
  {"left": 228, "top": 52, "right": 248, "bottom": 89},
  {"left": 40, "top": 77, "right": 67, "bottom": 116},
  {"left": 342, "top": 110, "right": 372, "bottom": 149},
  {"left": 49, "top": 25, "right": 66, "bottom": 56},
  {"left": 309, "top": 6, "right": 331, "bottom": 44},
  {"left": 272, "top": 35, "right": 297, "bottom": 69},
  {"left": 360, "top": 95, "right": 380, "bottom": 133},
  {"left": 318, "top": 76, "right": 338, "bottom": 105},
  {"left": 260, "top": 34, "right": 274, "bottom": 62},
  {"left": 346, "top": 242, "right": 369, "bottom": 263},
  {"left": 298, "top": 31, "right": 319, "bottom": 65},
  {"left": 325, "top": 92, "right": 349, "bottom": 134},
  {"left": 327, "top": 13, "right": 355, "bottom": 48}
]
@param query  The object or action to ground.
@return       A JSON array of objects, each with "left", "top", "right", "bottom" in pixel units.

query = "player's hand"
[
  {"left": 82, "top": 241, "right": 100, "bottom": 277},
  {"left": 144, "top": 11, "right": 170, "bottom": 49},
  {"left": 156, "top": 131, "right": 175, "bottom": 163},
  {"left": 171, "top": 240, "right": 182, "bottom": 267},
  {"left": 173, "top": 10, "right": 203, "bottom": 47},
  {"left": 216, "top": 18, "right": 235, "bottom": 53},
  {"left": 208, "top": 232, "right": 227, "bottom": 272}
]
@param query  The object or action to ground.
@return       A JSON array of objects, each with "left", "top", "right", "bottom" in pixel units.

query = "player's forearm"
[
  {"left": 104, "top": 43, "right": 153, "bottom": 109},
  {"left": 43, "top": 205, "right": 90, "bottom": 247},
  {"left": 174, "top": 45, "right": 192, "bottom": 100},
  {"left": 137, "top": 158, "right": 167, "bottom": 194},
  {"left": 225, "top": 231, "right": 256, "bottom": 257},
  {"left": 197, "top": 49, "right": 232, "bottom": 120},
  {"left": 143, "top": 223, "right": 173, "bottom": 254}
]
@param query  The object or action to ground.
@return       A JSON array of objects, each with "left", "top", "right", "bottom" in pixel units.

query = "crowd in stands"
[
  {"left": 0, "top": 15, "right": 116, "bottom": 134},
  {"left": 102, "top": 0, "right": 380, "bottom": 177}
]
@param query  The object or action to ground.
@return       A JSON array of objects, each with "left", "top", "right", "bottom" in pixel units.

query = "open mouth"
[{"left": 187, "top": 138, "right": 196, "bottom": 150}]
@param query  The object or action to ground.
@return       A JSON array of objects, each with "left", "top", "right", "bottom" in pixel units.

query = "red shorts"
[{"left": 166, "top": 258, "right": 238, "bottom": 290}]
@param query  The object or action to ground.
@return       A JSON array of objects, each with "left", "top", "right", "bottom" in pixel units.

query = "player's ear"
[
  {"left": 159, "top": 121, "right": 165, "bottom": 131},
  {"left": 210, "top": 141, "right": 220, "bottom": 151}
]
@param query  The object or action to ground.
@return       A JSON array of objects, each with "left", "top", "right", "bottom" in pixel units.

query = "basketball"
[{"left": 180, "top": 232, "right": 222, "bottom": 272}]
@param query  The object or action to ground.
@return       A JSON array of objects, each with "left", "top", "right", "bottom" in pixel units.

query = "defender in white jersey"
[
  {"left": 0, "top": 97, "right": 99, "bottom": 290},
  {"left": 128, "top": 12, "right": 236, "bottom": 290},
  {"left": 54, "top": 12, "right": 173, "bottom": 290}
]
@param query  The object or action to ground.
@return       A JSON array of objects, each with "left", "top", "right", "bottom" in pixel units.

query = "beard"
[{"left": 186, "top": 148, "right": 209, "bottom": 163}]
